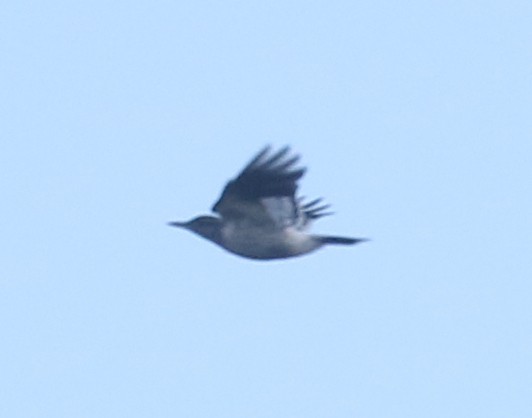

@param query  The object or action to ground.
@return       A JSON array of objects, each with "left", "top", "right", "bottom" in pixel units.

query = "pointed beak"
[{"left": 168, "top": 221, "right": 186, "bottom": 228}]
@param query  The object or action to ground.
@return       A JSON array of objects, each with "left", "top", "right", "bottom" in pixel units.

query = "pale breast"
[{"left": 221, "top": 223, "right": 321, "bottom": 260}]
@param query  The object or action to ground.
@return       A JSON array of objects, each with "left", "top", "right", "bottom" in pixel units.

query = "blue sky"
[{"left": 1, "top": 1, "right": 531, "bottom": 417}]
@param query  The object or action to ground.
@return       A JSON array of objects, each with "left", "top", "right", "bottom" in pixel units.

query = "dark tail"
[{"left": 317, "top": 236, "right": 369, "bottom": 245}]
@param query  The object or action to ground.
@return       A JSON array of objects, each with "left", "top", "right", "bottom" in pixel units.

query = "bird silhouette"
[{"left": 169, "top": 146, "right": 367, "bottom": 260}]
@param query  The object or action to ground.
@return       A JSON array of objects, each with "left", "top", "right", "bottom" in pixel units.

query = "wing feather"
[
  {"left": 212, "top": 146, "right": 332, "bottom": 230},
  {"left": 212, "top": 146, "right": 305, "bottom": 226}
]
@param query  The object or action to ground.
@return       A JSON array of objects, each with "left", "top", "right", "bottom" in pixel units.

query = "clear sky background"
[{"left": 2, "top": 1, "right": 531, "bottom": 417}]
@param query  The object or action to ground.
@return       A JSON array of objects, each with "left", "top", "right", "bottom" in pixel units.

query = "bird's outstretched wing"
[{"left": 212, "top": 146, "right": 307, "bottom": 227}]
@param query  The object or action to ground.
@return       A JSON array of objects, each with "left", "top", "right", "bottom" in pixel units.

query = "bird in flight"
[{"left": 169, "top": 146, "right": 367, "bottom": 260}]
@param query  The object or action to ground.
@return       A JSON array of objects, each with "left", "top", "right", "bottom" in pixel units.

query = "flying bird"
[{"left": 169, "top": 146, "right": 367, "bottom": 260}]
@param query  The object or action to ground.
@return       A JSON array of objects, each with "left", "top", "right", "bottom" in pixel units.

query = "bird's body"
[
  {"left": 169, "top": 146, "right": 367, "bottom": 260},
  {"left": 221, "top": 221, "right": 321, "bottom": 260}
]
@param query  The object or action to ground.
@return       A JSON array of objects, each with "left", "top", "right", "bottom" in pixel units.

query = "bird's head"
[{"left": 168, "top": 216, "right": 222, "bottom": 243}]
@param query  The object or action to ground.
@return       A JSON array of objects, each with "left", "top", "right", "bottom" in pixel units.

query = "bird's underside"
[{"left": 169, "top": 146, "right": 367, "bottom": 260}]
